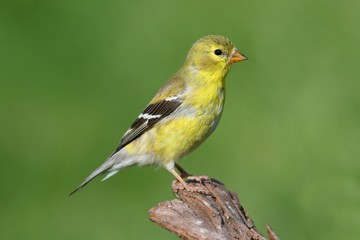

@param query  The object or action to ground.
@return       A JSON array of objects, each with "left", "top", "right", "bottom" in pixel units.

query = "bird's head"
[{"left": 184, "top": 35, "right": 247, "bottom": 74}]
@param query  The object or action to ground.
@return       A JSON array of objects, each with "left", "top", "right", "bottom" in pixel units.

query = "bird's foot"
[
  {"left": 170, "top": 168, "right": 211, "bottom": 194},
  {"left": 186, "top": 175, "right": 211, "bottom": 184},
  {"left": 172, "top": 180, "right": 211, "bottom": 195}
]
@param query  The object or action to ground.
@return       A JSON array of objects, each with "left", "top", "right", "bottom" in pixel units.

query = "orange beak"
[{"left": 229, "top": 50, "right": 248, "bottom": 64}]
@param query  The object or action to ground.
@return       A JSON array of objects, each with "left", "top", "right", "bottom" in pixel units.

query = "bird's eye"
[{"left": 214, "top": 49, "right": 223, "bottom": 55}]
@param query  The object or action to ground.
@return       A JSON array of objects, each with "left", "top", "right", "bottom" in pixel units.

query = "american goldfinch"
[{"left": 70, "top": 35, "right": 247, "bottom": 195}]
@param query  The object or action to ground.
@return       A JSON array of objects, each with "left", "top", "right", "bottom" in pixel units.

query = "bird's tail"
[{"left": 69, "top": 159, "right": 114, "bottom": 196}]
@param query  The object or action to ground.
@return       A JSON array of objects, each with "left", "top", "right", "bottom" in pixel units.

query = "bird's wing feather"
[
  {"left": 69, "top": 97, "right": 182, "bottom": 195},
  {"left": 111, "top": 97, "right": 182, "bottom": 155}
]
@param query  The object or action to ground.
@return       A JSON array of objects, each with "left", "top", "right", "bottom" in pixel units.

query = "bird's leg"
[
  {"left": 169, "top": 169, "right": 190, "bottom": 191},
  {"left": 175, "top": 163, "right": 192, "bottom": 178},
  {"left": 175, "top": 163, "right": 210, "bottom": 183},
  {"left": 169, "top": 169, "right": 210, "bottom": 194}
]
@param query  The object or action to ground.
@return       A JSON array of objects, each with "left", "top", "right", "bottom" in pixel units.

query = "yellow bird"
[{"left": 70, "top": 35, "right": 247, "bottom": 195}]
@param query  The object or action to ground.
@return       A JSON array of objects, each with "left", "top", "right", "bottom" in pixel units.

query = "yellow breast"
[{"left": 151, "top": 74, "right": 226, "bottom": 162}]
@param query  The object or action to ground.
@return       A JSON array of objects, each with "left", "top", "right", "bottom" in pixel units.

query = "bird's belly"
[
  {"left": 151, "top": 118, "right": 211, "bottom": 160},
  {"left": 150, "top": 104, "right": 224, "bottom": 163},
  {"left": 128, "top": 86, "right": 225, "bottom": 166}
]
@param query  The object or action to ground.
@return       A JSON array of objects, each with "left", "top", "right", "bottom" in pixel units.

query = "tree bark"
[{"left": 148, "top": 177, "right": 279, "bottom": 240}]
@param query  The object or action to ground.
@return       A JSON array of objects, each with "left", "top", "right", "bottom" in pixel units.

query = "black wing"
[{"left": 111, "top": 98, "right": 182, "bottom": 155}]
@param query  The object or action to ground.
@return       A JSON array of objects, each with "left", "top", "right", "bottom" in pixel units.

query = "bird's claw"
[
  {"left": 172, "top": 177, "right": 212, "bottom": 195},
  {"left": 186, "top": 175, "right": 211, "bottom": 184}
]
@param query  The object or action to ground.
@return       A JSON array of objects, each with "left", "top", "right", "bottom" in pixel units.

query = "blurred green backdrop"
[{"left": 1, "top": 0, "right": 359, "bottom": 239}]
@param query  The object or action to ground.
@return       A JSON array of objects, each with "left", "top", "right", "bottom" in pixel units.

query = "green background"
[{"left": 1, "top": 0, "right": 359, "bottom": 239}]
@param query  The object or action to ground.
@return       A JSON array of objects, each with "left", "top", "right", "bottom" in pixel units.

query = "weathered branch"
[{"left": 149, "top": 177, "right": 279, "bottom": 240}]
